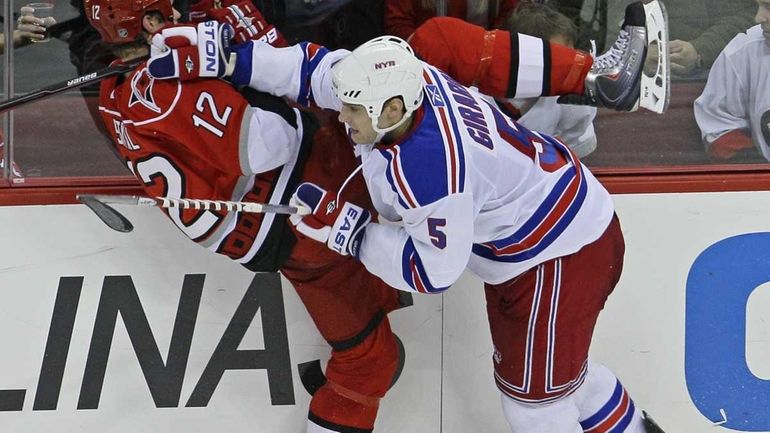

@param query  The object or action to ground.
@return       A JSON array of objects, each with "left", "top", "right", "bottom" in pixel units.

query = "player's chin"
[{"left": 349, "top": 130, "right": 371, "bottom": 144}]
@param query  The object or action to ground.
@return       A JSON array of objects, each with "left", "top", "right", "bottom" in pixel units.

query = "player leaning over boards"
[
  {"left": 146, "top": 2, "right": 668, "bottom": 433},
  {"left": 83, "top": 2, "right": 411, "bottom": 433}
]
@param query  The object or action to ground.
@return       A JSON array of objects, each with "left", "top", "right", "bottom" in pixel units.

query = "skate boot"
[
  {"left": 559, "top": 0, "right": 670, "bottom": 113},
  {"left": 642, "top": 410, "right": 666, "bottom": 433}
]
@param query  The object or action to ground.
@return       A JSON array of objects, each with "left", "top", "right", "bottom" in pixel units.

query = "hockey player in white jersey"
[
  {"left": 145, "top": 1, "right": 669, "bottom": 431},
  {"left": 694, "top": 0, "right": 770, "bottom": 161}
]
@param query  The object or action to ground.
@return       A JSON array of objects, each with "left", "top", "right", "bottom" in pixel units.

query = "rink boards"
[{"left": 1, "top": 191, "right": 769, "bottom": 433}]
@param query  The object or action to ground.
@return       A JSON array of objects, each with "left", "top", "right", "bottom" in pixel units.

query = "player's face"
[
  {"left": 339, "top": 103, "right": 377, "bottom": 144},
  {"left": 757, "top": 0, "right": 770, "bottom": 43}
]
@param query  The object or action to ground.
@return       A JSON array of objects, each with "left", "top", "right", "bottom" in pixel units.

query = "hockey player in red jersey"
[
  {"left": 142, "top": 0, "right": 670, "bottom": 431},
  {"left": 84, "top": 1, "right": 407, "bottom": 432}
]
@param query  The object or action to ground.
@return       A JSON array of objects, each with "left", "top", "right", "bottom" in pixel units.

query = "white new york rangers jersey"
[
  {"left": 243, "top": 41, "right": 615, "bottom": 291},
  {"left": 694, "top": 25, "right": 770, "bottom": 160}
]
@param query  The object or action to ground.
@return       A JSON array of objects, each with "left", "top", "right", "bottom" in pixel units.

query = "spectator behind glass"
[
  {"left": 0, "top": 6, "right": 56, "bottom": 180},
  {"left": 668, "top": 0, "right": 756, "bottom": 76},
  {"left": 693, "top": 0, "right": 770, "bottom": 163},
  {"left": 607, "top": 0, "right": 755, "bottom": 78},
  {"left": 385, "top": 0, "right": 518, "bottom": 39},
  {"left": 500, "top": 1, "right": 598, "bottom": 157},
  {"left": 0, "top": 5, "right": 55, "bottom": 52}
]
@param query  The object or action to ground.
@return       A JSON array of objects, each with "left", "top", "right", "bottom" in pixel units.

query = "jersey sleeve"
[
  {"left": 409, "top": 16, "right": 592, "bottom": 99},
  {"left": 237, "top": 41, "right": 348, "bottom": 111},
  {"left": 353, "top": 109, "right": 477, "bottom": 292},
  {"left": 693, "top": 43, "right": 753, "bottom": 159},
  {"left": 358, "top": 193, "right": 475, "bottom": 293},
  {"left": 237, "top": 89, "right": 305, "bottom": 174}
]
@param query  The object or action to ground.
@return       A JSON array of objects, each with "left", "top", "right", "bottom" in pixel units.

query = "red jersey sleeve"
[
  {"left": 409, "top": 16, "right": 592, "bottom": 98},
  {"left": 410, "top": 16, "right": 512, "bottom": 96}
]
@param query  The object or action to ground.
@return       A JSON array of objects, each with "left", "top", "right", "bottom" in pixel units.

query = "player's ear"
[{"left": 384, "top": 97, "right": 406, "bottom": 121}]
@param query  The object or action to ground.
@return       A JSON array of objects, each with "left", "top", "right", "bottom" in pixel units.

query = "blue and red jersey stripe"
[{"left": 401, "top": 239, "right": 450, "bottom": 293}]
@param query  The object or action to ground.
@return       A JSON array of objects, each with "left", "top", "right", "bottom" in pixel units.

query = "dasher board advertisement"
[{"left": 1, "top": 191, "right": 769, "bottom": 432}]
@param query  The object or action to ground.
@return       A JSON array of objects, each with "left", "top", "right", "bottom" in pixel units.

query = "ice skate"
[
  {"left": 642, "top": 410, "right": 666, "bottom": 433},
  {"left": 560, "top": 0, "right": 670, "bottom": 113}
]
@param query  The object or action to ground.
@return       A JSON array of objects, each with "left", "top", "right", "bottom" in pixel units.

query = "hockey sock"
[
  {"left": 548, "top": 43, "right": 593, "bottom": 96},
  {"left": 500, "top": 392, "right": 583, "bottom": 433},
  {"left": 307, "top": 319, "right": 401, "bottom": 432},
  {"left": 573, "top": 362, "right": 646, "bottom": 433}
]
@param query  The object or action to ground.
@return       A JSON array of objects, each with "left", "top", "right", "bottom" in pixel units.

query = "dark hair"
[{"left": 502, "top": 2, "right": 578, "bottom": 46}]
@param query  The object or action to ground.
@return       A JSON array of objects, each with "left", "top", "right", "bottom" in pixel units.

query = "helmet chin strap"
[{"left": 371, "top": 111, "right": 412, "bottom": 144}]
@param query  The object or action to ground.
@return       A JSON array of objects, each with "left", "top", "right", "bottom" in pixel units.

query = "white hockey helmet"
[{"left": 332, "top": 35, "right": 425, "bottom": 136}]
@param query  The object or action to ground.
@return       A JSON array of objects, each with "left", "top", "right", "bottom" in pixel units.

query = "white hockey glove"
[
  {"left": 289, "top": 182, "right": 371, "bottom": 258},
  {"left": 147, "top": 21, "right": 238, "bottom": 81}
]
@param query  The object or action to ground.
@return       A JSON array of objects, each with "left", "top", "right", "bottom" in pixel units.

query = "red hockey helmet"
[{"left": 85, "top": 0, "right": 174, "bottom": 44}]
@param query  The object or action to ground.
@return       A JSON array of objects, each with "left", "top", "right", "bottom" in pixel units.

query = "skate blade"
[{"left": 640, "top": 0, "right": 670, "bottom": 114}]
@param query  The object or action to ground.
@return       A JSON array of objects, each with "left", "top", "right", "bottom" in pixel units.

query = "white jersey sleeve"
[
  {"left": 242, "top": 41, "right": 348, "bottom": 111},
  {"left": 358, "top": 192, "right": 476, "bottom": 293},
  {"left": 240, "top": 104, "right": 303, "bottom": 174}
]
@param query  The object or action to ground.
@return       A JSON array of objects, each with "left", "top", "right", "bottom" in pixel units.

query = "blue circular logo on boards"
[{"left": 686, "top": 233, "right": 770, "bottom": 431}]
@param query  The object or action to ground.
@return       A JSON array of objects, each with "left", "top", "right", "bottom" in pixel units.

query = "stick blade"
[{"left": 77, "top": 194, "right": 134, "bottom": 233}]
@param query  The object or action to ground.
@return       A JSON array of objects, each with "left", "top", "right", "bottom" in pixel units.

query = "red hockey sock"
[
  {"left": 549, "top": 43, "right": 593, "bottom": 96},
  {"left": 308, "top": 320, "right": 401, "bottom": 431}
]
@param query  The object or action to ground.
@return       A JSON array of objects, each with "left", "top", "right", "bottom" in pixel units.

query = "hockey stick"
[
  {"left": 0, "top": 57, "right": 146, "bottom": 114},
  {"left": 77, "top": 194, "right": 311, "bottom": 233}
]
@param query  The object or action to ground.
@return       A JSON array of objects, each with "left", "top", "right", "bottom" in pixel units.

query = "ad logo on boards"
[
  {"left": 686, "top": 233, "right": 770, "bottom": 431},
  {"left": 0, "top": 273, "right": 303, "bottom": 411}
]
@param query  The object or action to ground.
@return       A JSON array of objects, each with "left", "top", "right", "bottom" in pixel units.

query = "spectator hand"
[
  {"left": 289, "top": 182, "right": 371, "bottom": 257},
  {"left": 14, "top": 5, "right": 55, "bottom": 44},
  {"left": 669, "top": 40, "right": 700, "bottom": 76},
  {"left": 209, "top": 1, "right": 287, "bottom": 46},
  {"left": 147, "top": 21, "right": 237, "bottom": 81}
]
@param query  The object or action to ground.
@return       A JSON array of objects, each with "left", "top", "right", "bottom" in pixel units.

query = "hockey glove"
[
  {"left": 289, "top": 182, "right": 371, "bottom": 258},
  {"left": 147, "top": 21, "right": 237, "bottom": 81},
  {"left": 209, "top": 1, "right": 287, "bottom": 46}
]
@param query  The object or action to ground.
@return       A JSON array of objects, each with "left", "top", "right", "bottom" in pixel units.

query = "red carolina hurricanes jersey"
[{"left": 99, "top": 64, "right": 313, "bottom": 271}]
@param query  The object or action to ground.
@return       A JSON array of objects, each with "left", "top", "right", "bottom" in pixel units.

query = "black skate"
[{"left": 642, "top": 410, "right": 666, "bottom": 433}]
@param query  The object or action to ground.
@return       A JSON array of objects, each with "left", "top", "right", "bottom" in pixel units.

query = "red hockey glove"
[
  {"left": 209, "top": 1, "right": 287, "bottom": 46},
  {"left": 188, "top": 0, "right": 216, "bottom": 22},
  {"left": 289, "top": 182, "right": 371, "bottom": 257},
  {"left": 147, "top": 21, "right": 236, "bottom": 81}
]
